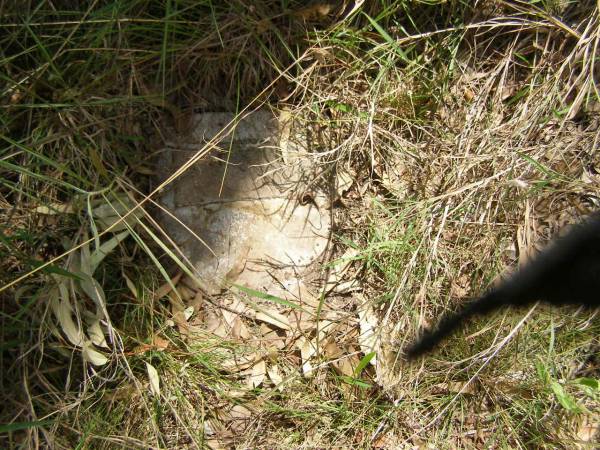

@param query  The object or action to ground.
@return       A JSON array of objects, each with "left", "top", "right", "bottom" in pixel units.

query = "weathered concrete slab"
[{"left": 157, "top": 111, "right": 330, "bottom": 298}]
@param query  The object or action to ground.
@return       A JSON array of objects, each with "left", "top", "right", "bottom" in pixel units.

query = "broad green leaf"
[
  {"left": 550, "top": 381, "right": 582, "bottom": 413},
  {"left": 363, "top": 13, "right": 410, "bottom": 63},
  {"left": 573, "top": 378, "right": 599, "bottom": 391},
  {"left": 354, "top": 351, "right": 376, "bottom": 377},
  {"left": 339, "top": 375, "right": 372, "bottom": 389},
  {"left": 0, "top": 420, "right": 52, "bottom": 433},
  {"left": 232, "top": 284, "right": 307, "bottom": 312}
]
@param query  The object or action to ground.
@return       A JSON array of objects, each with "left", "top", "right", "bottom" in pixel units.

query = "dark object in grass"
[{"left": 405, "top": 212, "right": 600, "bottom": 359}]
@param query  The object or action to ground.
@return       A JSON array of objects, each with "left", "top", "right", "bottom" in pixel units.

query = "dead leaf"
[
  {"left": 294, "top": 3, "right": 332, "bottom": 20},
  {"left": 296, "top": 336, "right": 318, "bottom": 376},
  {"left": 267, "top": 365, "right": 284, "bottom": 391},
  {"left": 155, "top": 272, "right": 183, "bottom": 300},
  {"left": 256, "top": 310, "right": 291, "bottom": 331},
  {"left": 231, "top": 316, "right": 250, "bottom": 341},
  {"left": 229, "top": 404, "right": 252, "bottom": 433},
  {"left": 333, "top": 353, "right": 357, "bottom": 378},
  {"left": 129, "top": 335, "right": 170, "bottom": 355},
  {"left": 326, "top": 248, "right": 359, "bottom": 292},
  {"left": 335, "top": 169, "right": 354, "bottom": 199},
  {"left": 247, "top": 359, "right": 266, "bottom": 388}
]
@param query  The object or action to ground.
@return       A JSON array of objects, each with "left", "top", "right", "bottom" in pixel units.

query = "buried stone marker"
[{"left": 156, "top": 111, "right": 331, "bottom": 298}]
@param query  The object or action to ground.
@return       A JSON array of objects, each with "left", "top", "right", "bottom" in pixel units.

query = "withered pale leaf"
[
  {"left": 122, "top": 273, "right": 138, "bottom": 299},
  {"left": 92, "top": 195, "right": 145, "bottom": 232},
  {"left": 82, "top": 341, "right": 108, "bottom": 366},
  {"left": 90, "top": 230, "right": 130, "bottom": 273},
  {"left": 87, "top": 318, "right": 109, "bottom": 348},
  {"left": 34, "top": 203, "right": 74, "bottom": 215},
  {"left": 145, "top": 362, "right": 160, "bottom": 397},
  {"left": 51, "top": 292, "right": 85, "bottom": 347}
]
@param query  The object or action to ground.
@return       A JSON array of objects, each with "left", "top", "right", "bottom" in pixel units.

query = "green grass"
[{"left": 2, "top": 0, "right": 599, "bottom": 448}]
